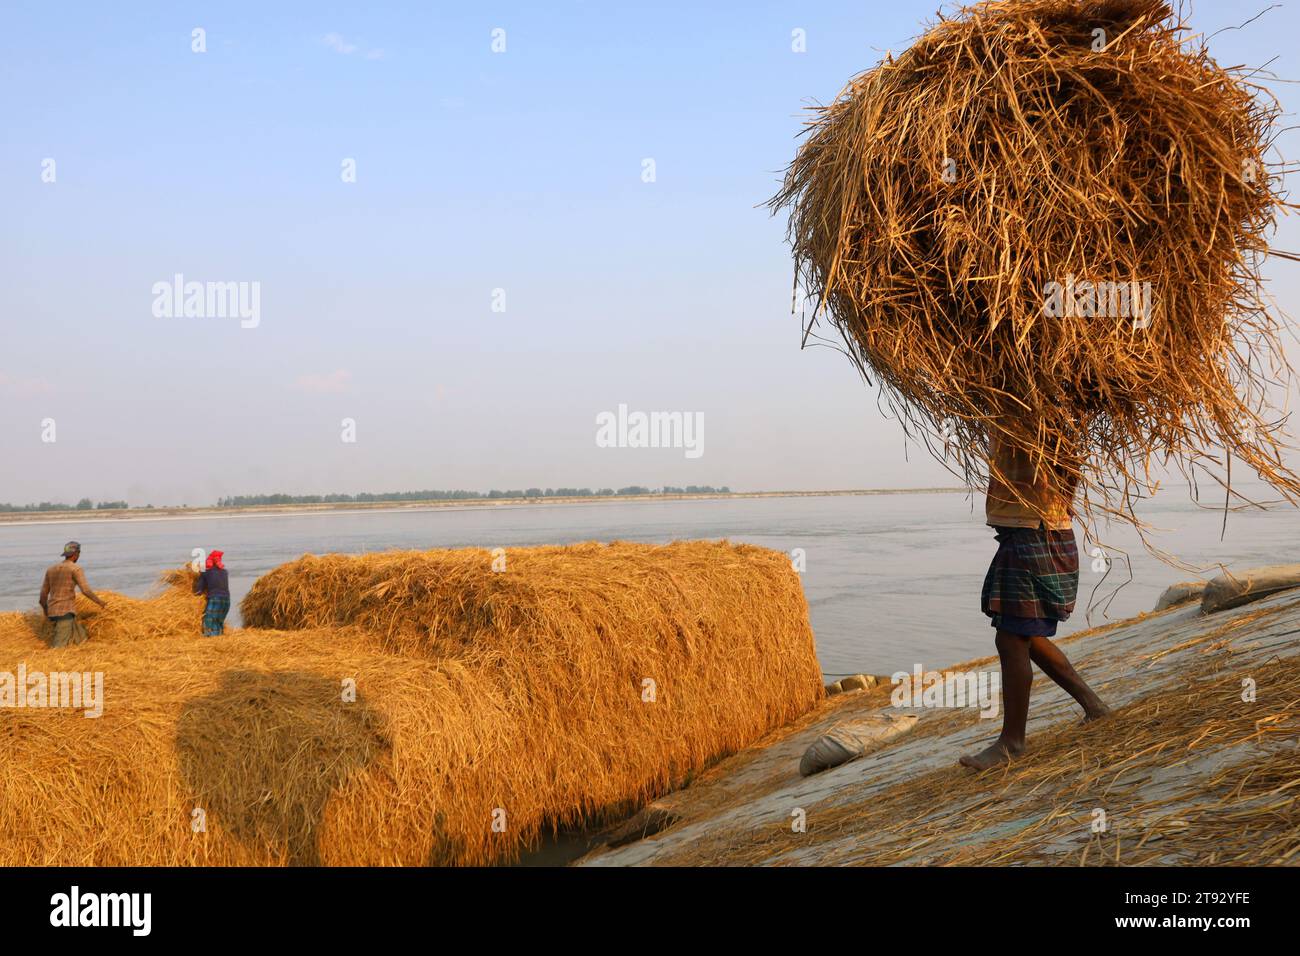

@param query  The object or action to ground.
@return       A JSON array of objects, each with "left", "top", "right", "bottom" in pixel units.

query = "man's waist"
[
  {"left": 985, "top": 502, "right": 1073, "bottom": 531},
  {"left": 986, "top": 517, "right": 1073, "bottom": 531}
]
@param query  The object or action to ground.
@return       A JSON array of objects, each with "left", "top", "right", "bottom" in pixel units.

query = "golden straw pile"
[
  {"left": 770, "top": 0, "right": 1299, "bottom": 527},
  {"left": 0, "top": 542, "right": 822, "bottom": 865}
]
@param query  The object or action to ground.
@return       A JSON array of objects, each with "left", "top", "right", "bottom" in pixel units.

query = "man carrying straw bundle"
[
  {"left": 39, "top": 541, "right": 108, "bottom": 647},
  {"left": 961, "top": 437, "right": 1110, "bottom": 770},
  {"left": 769, "top": 0, "right": 1300, "bottom": 769}
]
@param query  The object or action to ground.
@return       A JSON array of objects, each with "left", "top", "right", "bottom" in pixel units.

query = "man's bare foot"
[
  {"left": 1079, "top": 699, "right": 1112, "bottom": 725},
  {"left": 959, "top": 740, "right": 1023, "bottom": 771}
]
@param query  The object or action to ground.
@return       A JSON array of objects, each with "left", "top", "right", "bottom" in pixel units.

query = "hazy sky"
[{"left": 4, "top": 1, "right": 1300, "bottom": 506}]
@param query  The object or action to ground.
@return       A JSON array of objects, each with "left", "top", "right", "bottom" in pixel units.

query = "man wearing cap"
[{"left": 39, "top": 542, "right": 108, "bottom": 648}]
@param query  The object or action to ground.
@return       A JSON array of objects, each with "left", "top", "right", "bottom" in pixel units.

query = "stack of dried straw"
[
  {"left": 771, "top": 0, "right": 1299, "bottom": 527},
  {"left": 0, "top": 542, "right": 822, "bottom": 865}
]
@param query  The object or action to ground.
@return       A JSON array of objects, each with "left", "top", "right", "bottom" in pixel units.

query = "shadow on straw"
[{"left": 176, "top": 669, "right": 389, "bottom": 865}]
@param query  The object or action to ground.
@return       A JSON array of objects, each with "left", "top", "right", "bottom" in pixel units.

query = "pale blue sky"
[{"left": 3, "top": 1, "right": 1299, "bottom": 506}]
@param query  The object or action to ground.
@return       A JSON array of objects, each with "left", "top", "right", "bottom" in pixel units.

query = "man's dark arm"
[{"left": 74, "top": 566, "right": 107, "bottom": 608}]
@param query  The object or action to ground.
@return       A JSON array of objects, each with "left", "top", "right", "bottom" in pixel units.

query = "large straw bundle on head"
[{"left": 771, "top": 0, "right": 1299, "bottom": 528}]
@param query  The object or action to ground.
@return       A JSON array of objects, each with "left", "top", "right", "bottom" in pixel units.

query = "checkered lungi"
[
  {"left": 981, "top": 526, "right": 1079, "bottom": 635},
  {"left": 202, "top": 594, "right": 231, "bottom": 637}
]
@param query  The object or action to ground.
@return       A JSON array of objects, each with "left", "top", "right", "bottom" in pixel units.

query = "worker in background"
[
  {"left": 39, "top": 541, "right": 108, "bottom": 647},
  {"left": 194, "top": 549, "right": 231, "bottom": 636}
]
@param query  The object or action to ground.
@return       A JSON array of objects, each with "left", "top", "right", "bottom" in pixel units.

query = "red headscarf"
[{"left": 206, "top": 550, "right": 225, "bottom": 570}]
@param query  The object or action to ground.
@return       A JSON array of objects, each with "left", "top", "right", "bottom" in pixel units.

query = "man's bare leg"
[
  {"left": 960, "top": 630, "right": 1031, "bottom": 770},
  {"left": 1028, "top": 635, "right": 1111, "bottom": 722},
  {"left": 961, "top": 632, "right": 1113, "bottom": 770}
]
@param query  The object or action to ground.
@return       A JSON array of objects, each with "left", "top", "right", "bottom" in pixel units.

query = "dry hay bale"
[
  {"left": 240, "top": 540, "right": 824, "bottom": 850},
  {"left": 0, "top": 568, "right": 204, "bottom": 656},
  {"left": 1, "top": 542, "right": 823, "bottom": 865},
  {"left": 770, "top": 0, "right": 1299, "bottom": 529}
]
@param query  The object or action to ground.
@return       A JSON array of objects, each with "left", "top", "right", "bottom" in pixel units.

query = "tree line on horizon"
[
  {"left": 0, "top": 498, "right": 131, "bottom": 513},
  {"left": 215, "top": 486, "right": 732, "bottom": 507},
  {"left": 0, "top": 487, "right": 732, "bottom": 512}
]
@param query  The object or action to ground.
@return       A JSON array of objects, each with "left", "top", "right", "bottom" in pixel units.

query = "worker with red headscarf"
[{"left": 193, "top": 549, "right": 231, "bottom": 636}]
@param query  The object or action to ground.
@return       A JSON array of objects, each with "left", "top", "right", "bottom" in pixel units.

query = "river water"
[{"left": 1, "top": 491, "right": 1295, "bottom": 675}]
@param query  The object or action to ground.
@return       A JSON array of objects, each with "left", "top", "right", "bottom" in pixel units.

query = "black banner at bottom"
[{"left": 0, "top": 865, "right": 1284, "bottom": 941}]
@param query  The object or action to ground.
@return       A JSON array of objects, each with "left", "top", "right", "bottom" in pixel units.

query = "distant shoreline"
[{"left": 0, "top": 488, "right": 970, "bottom": 528}]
